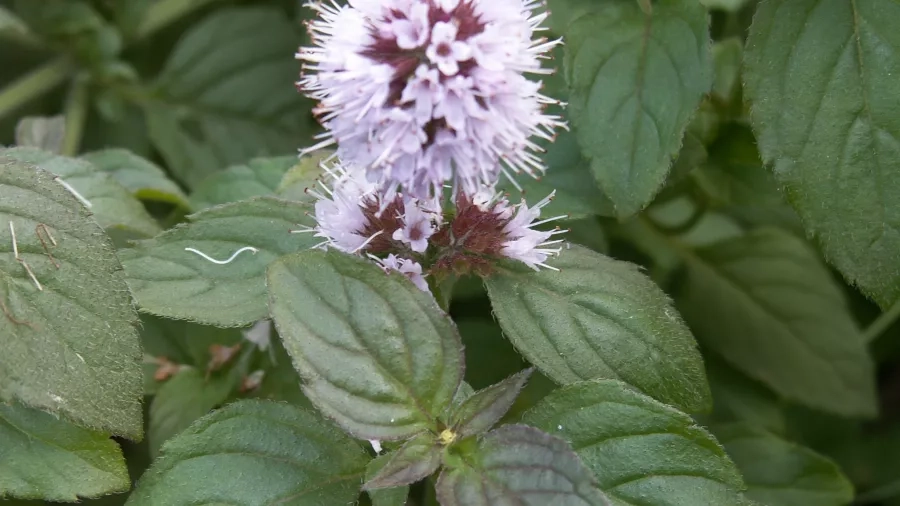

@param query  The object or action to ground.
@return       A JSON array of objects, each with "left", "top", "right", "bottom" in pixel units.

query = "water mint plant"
[{"left": 1, "top": 1, "right": 898, "bottom": 506}]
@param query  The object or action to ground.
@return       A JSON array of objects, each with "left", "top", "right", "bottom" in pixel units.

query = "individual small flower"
[
  {"left": 297, "top": 0, "right": 565, "bottom": 201},
  {"left": 432, "top": 187, "right": 566, "bottom": 274},
  {"left": 373, "top": 254, "right": 430, "bottom": 291},
  {"left": 300, "top": 161, "right": 441, "bottom": 256},
  {"left": 392, "top": 198, "right": 441, "bottom": 252}
]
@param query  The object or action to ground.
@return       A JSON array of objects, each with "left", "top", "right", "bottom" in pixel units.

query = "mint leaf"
[
  {"left": 556, "top": 0, "right": 712, "bottom": 216},
  {"left": 145, "top": 7, "right": 317, "bottom": 188},
  {"left": 704, "top": 355, "right": 786, "bottom": 435},
  {"left": 366, "top": 453, "right": 411, "bottom": 506},
  {"left": 436, "top": 424, "right": 609, "bottom": 506},
  {"left": 449, "top": 368, "right": 533, "bottom": 438},
  {"left": 80, "top": 149, "right": 190, "bottom": 209},
  {"left": 674, "top": 228, "right": 877, "bottom": 417},
  {"left": 714, "top": 423, "right": 854, "bottom": 506},
  {"left": 2, "top": 147, "right": 161, "bottom": 237},
  {"left": 364, "top": 432, "right": 441, "bottom": 490},
  {"left": 126, "top": 400, "right": 368, "bottom": 506},
  {"left": 277, "top": 151, "right": 332, "bottom": 201},
  {"left": 148, "top": 368, "right": 236, "bottom": 457},
  {"left": 267, "top": 250, "right": 464, "bottom": 440},
  {"left": 190, "top": 156, "right": 297, "bottom": 210},
  {"left": 744, "top": 0, "right": 900, "bottom": 307},
  {"left": 522, "top": 379, "right": 747, "bottom": 505},
  {"left": 0, "top": 402, "right": 129, "bottom": 501},
  {"left": 485, "top": 244, "right": 710, "bottom": 413},
  {"left": 0, "top": 158, "right": 142, "bottom": 438},
  {"left": 121, "top": 196, "right": 315, "bottom": 327}
]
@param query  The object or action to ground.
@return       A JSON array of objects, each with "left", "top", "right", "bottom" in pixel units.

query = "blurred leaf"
[
  {"left": 148, "top": 368, "right": 236, "bottom": 457},
  {"left": 0, "top": 157, "right": 142, "bottom": 438},
  {"left": 523, "top": 379, "right": 747, "bottom": 505},
  {"left": 554, "top": 0, "right": 712, "bottom": 216},
  {"left": 14, "top": 115, "right": 65, "bottom": 153},
  {"left": 276, "top": 151, "right": 331, "bottom": 201},
  {"left": 692, "top": 123, "right": 802, "bottom": 233},
  {"left": 125, "top": 400, "right": 368, "bottom": 506},
  {"left": 711, "top": 38, "right": 743, "bottom": 103},
  {"left": 81, "top": 149, "right": 189, "bottom": 208},
  {"left": 436, "top": 425, "right": 609, "bottom": 505},
  {"left": 268, "top": 250, "right": 464, "bottom": 440},
  {"left": 121, "top": 197, "right": 315, "bottom": 327},
  {"left": 744, "top": 0, "right": 900, "bottom": 308},
  {"left": 144, "top": 7, "right": 317, "bottom": 188},
  {"left": 0, "top": 402, "right": 129, "bottom": 501},
  {"left": 702, "top": 354, "right": 786, "bottom": 435},
  {"left": 2, "top": 147, "right": 161, "bottom": 237},
  {"left": 700, "top": 0, "right": 753, "bottom": 12},
  {"left": 485, "top": 245, "right": 711, "bottom": 413},
  {"left": 675, "top": 228, "right": 878, "bottom": 417},
  {"left": 190, "top": 155, "right": 296, "bottom": 210},
  {"left": 714, "top": 423, "right": 854, "bottom": 506}
]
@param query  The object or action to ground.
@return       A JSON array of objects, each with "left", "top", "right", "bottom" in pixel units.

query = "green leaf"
[
  {"left": 364, "top": 432, "right": 441, "bottom": 490},
  {"left": 126, "top": 400, "right": 368, "bottom": 506},
  {"left": 436, "top": 424, "right": 609, "bottom": 505},
  {"left": 0, "top": 7, "right": 31, "bottom": 40},
  {"left": 80, "top": 149, "right": 189, "bottom": 209},
  {"left": 691, "top": 123, "right": 802, "bottom": 234},
  {"left": 267, "top": 250, "right": 464, "bottom": 440},
  {"left": 449, "top": 368, "right": 533, "bottom": 438},
  {"left": 0, "top": 157, "right": 142, "bottom": 438},
  {"left": 14, "top": 116, "right": 65, "bottom": 153},
  {"left": 674, "top": 228, "right": 878, "bottom": 417},
  {"left": 484, "top": 244, "right": 710, "bottom": 413},
  {"left": 556, "top": 0, "right": 712, "bottom": 216},
  {"left": 500, "top": 130, "right": 615, "bottom": 218},
  {"left": 712, "top": 38, "right": 743, "bottom": 103},
  {"left": 2, "top": 147, "right": 161, "bottom": 237},
  {"left": 120, "top": 196, "right": 315, "bottom": 327},
  {"left": 366, "top": 453, "right": 410, "bottom": 506},
  {"left": 0, "top": 402, "right": 129, "bottom": 501},
  {"left": 522, "top": 379, "right": 747, "bottom": 505},
  {"left": 703, "top": 355, "right": 786, "bottom": 435},
  {"left": 190, "top": 156, "right": 297, "bottom": 210},
  {"left": 714, "top": 423, "right": 854, "bottom": 506},
  {"left": 743, "top": 0, "right": 900, "bottom": 307},
  {"left": 276, "top": 151, "right": 332, "bottom": 201},
  {"left": 148, "top": 368, "right": 237, "bottom": 457},
  {"left": 144, "top": 7, "right": 317, "bottom": 188}
]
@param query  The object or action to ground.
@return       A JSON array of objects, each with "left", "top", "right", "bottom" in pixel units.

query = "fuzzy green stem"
[
  {"left": 0, "top": 58, "right": 71, "bottom": 122},
  {"left": 135, "top": 0, "right": 224, "bottom": 40},
  {"left": 864, "top": 299, "right": 900, "bottom": 344},
  {"left": 61, "top": 78, "right": 89, "bottom": 156}
]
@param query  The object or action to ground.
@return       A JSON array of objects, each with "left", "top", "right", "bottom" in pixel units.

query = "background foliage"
[{"left": 1, "top": 0, "right": 899, "bottom": 505}]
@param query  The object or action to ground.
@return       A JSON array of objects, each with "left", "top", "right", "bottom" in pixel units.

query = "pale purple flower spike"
[
  {"left": 297, "top": 0, "right": 565, "bottom": 201},
  {"left": 374, "top": 254, "right": 430, "bottom": 292}
]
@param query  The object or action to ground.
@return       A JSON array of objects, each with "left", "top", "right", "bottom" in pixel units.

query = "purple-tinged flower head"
[
  {"left": 431, "top": 187, "right": 566, "bottom": 275},
  {"left": 297, "top": 0, "right": 565, "bottom": 201},
  {"left": 299, "top": 161, "right": 442, "bottom": 257}
]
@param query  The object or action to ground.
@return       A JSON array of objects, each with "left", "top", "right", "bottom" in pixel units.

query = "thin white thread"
[
  {"left": 9, "top": 222, "right": 18, "bottom": 258},
  {"left": 184, "top": 246, "right": 259, "bottom": 265},
  {"left": 55, "top": 178, "right": 92, "bottom": 208},
  {"left": 9, "top": 222, "right": 43, "bottom": 291}
]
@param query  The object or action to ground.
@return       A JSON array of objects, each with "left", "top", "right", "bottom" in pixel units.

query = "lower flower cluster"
[{"left": 296, "top": 161, "right": 566, "bottom": 292}]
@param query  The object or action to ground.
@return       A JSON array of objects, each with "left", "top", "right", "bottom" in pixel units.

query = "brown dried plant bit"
[
  {"left": 35, "top": 223, "right": 60, "bottom": 269},
  {"left": 206, "top": 343, "right": 242, "bottom": 375},
  {"left": 153, "top": 356, "right": 182, "bottom": 382},
  {"left": 0, "top": 297, "right": 36, "bottom": 329},
  {"left": 239, "top": 370, "right": 266, "bottom": 393}
]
